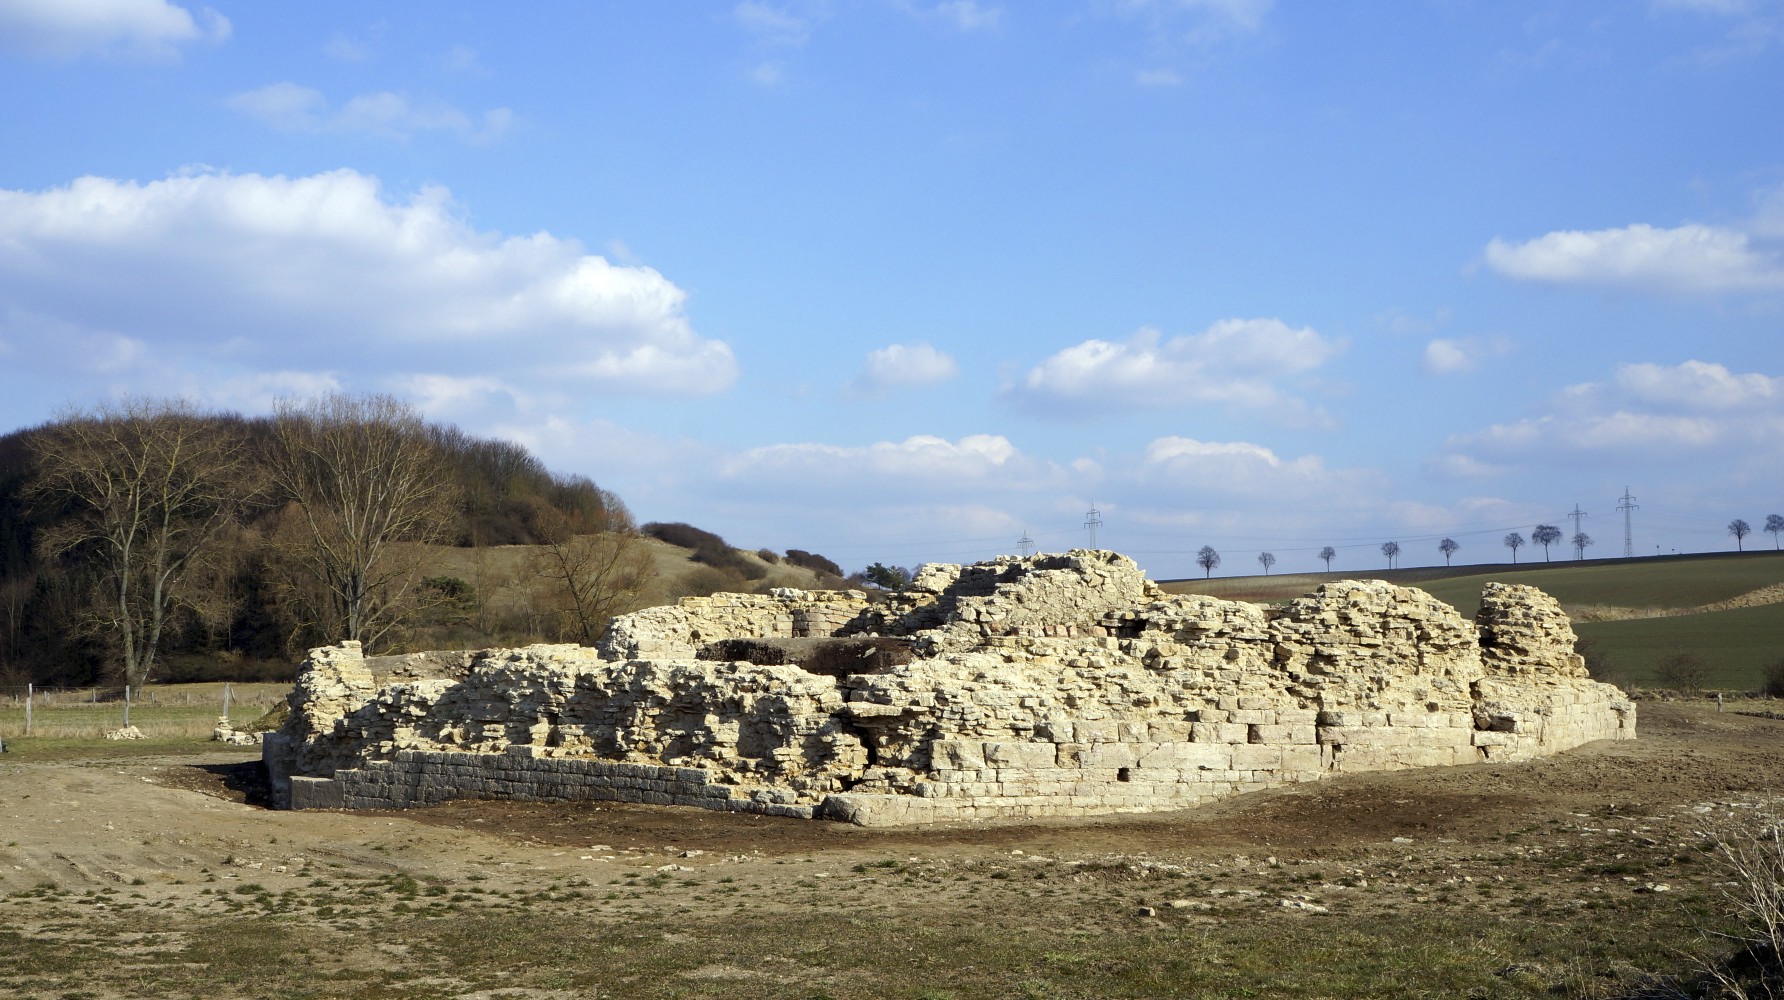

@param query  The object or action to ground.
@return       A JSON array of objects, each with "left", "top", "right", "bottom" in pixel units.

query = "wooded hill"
[{"left": 0, "top": 397, "right": 841, "bottom": 690}]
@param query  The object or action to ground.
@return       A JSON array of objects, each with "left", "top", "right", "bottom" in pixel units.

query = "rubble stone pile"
[{"left": 264, "top": 550, "right": 1634, "bottom": 825}]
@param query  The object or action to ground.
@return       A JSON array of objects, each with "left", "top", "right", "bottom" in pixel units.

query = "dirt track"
[
  {"left": 1, "top": 703, "right": 1776, "bottom": 888},
  {"left": 2, "top": 701, "right": 1781, "bottom": 998}
]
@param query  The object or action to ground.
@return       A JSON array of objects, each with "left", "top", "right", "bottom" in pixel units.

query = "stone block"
[
  {"left": 931, "top": 739, "right": 986, "bottom": 770},
  {"left": 1280, "top": 746, "right": 1323, "bottom": 772},
  {"left": 1230, "top": 745, "right": 1283, "bottom": 771},
  {"left": 1317, "top": 726, "right": 1410, "bottom": 747},
  {"left": 983, "top": 741, "right": 1057, "bottom": 769},
  {"left": 1147, "top": 721, "right": 1192, "bottom": 741},
  {"left": 1073, "top": 721, "right": 1119, "bottom": 743},
  {"left": 1078, "top": 743, "right": 1142, "bottom": 770},
  {"left": 1139, "top": 742, "right": 1231, "bottom": 770}
]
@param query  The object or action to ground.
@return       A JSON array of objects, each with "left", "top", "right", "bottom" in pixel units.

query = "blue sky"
[{"left": 2, "top": 0, "right": 1782, "bottom": 579}]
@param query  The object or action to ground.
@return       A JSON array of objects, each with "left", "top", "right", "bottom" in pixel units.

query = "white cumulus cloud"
[
  {"left": 1140, "top": 435, "right": 1378, "bottom": 501},
  {"left": 228, "top": 83, "right": 512, "bottom": 143},
  {"left": 1615, "top": 359, "right": 1782, "bottom": 409},
  {"left": 0, "top": 169, "right": 737, "bottom": 399},
  {"left": 709, "top": 432, "right": 1082, "bottom": 511},
  {"left": 1484, "top": 223, "right": 1784, "bottom": 294},
  {"left": 0, "top": 0, "right": 228, "bottom": 60},
  {"left": 688, "top": 432, "right": 1081, "bottom": 564},
  {"left": 1423, "top": 339, "right": 1475, "bottom": 375},
  {"left": 849, "top": 342, "right": 959, "bottom": 395},
  {"left": 725, "top": 433, "right": 1027, "bottom": 486},
  {"left": 1011, "top": 318, "right": 1343, "bottom": 421}
]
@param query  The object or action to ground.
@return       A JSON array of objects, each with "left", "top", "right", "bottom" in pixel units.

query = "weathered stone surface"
[{"left": 265, "top": 550, "right": 1635, "bottom": 824}]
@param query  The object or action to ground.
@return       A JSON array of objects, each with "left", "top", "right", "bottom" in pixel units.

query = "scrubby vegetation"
[
  {"left": 785, "top": 549, "right": 844, "bottom": 578},
  {"left": 642, "top": 522, "right": 765, "bottom": 581},
  {"left": 1655, "top": 651, "right": 1713, "bottom": 695}
]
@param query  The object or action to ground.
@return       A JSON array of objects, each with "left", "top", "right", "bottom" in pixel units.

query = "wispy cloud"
[
  {"left": 1421, "top": 335, "right": 1511, "bottom": 376},
  {"left": 1113, "top": 0, "right": 1273, "bottom": 45},
  {"left": 734, "top": 0, "right": 828, "bottom": 45},
  {"left": 1436, "top": 360, "right": 1784, "bottom": 477},
  {"left": 896, "top": 1, "right": 1002, "bottom": 32},
  {"left": 322, "top": 31, "right": 371, "bottom": 62},
  {"left": 228, "top": 83, "right": 513, "bottom": 144}
]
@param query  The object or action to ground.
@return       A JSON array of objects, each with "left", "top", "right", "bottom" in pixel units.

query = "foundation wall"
[{"left": 267, "top": 551, "right": 1635, "bottom": 826}]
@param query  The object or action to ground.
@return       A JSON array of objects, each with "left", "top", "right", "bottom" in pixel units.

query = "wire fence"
[{"left": 0, "top": 681, "right": 290, "bottom": 742}]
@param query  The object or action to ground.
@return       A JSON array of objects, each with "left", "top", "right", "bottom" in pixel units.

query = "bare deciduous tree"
[
  {"left": 1196, "top": 545, "right": 1220, "bottom": 578},
  {"left": 1729, "top": 518, "right": 1752, "bottom": 552},
  {"left": 531, "top": 489, "right": 655, "bottom": 646},
  {"left": 1381, "top": 540, "right": 1400, "bottom": 569},
  {"left": 1532, "top": 524, "right": 1562, "bottom": 561},
  {"left": 25, "top": 400, "right": 250, "bottom": 693},
  {"left": 1438, "top": 537, "right": 1459, "bottom": 566},
  {"left": 1572, "top": 531, "right": 1593, "bottom": 560},
  {"left": 1257, "top": 551, "right": 1276, "bottom": 575},
  {"left": 1767, "top": 514, "right": 1784, "bottom": 550},
  {"left": 1503, "top": 532, "right": 1524, "bottom": 564},
  {"left": 1318, "top": 546, "right": 1335, "bottom": 572},
  {"left": 270, "top": 394, "right": 461, "bottom": 649}
]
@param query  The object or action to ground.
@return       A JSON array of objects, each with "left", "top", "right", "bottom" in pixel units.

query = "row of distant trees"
[
  {"left": 1, "top": 395, "right": 652, "bottom": 692},
  {"left": 1190, "top": 513, "right": 1784, "bottom": 579},
  {"left": 1727, "top": 516, "right": 1784, "bottom": 551},
  {"left": 1193, "top": 527, "right": 1584, "bottom": 579},
  {"left": 1500, "top": 524, "right": 1591, "bottom": 563}
]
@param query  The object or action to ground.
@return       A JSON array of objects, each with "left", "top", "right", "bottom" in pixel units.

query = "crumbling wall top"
[{"left": 1476, "top": 582, "right": 1588, "bottom": 679}]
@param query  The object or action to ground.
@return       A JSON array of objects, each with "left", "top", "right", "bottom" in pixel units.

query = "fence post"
[
  {"left": 24, "top": 683, "right": 30, "bottom": 737},
  {"left": 123, "top": 685, "right": 131, "bottom": 730},
  {"left": 222, "top": 682, "right": 232, "bottom": 723}
]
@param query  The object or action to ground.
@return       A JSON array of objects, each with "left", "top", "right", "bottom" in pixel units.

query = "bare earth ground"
[{"left": 2, "top": 702, "right": 1781, "bottom": 999}]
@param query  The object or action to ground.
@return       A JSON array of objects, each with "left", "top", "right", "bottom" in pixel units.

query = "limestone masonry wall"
[{"left": 264, "top": 550, "right": 1635, "bottom": 825}]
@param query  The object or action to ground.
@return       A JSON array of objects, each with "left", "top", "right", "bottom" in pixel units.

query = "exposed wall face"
[{"left": 266, "top": 551, "right": 1635, "bottom": 825}]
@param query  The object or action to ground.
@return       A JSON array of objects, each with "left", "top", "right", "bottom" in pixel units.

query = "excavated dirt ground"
[{"left": 2, "top": 701, "right": 1781, "bottom": 999}]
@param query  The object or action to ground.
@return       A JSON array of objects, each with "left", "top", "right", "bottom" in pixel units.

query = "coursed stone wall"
[{"left": 265, "top": 550, "right": 1635, "bottom": 825}]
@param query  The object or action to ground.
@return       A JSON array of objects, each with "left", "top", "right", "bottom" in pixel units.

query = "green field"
[
  {"left": 0, "top": 682, "right": 287, "bottom": 755},
  {"left": 1573, "top": 603, "right": 1784, "bottom": 689},
  {"left": 1161, "top": 551, "right": 1784, "bottom": 691}
]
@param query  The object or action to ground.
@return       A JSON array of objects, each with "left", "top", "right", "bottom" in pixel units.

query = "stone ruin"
[{"left": 263, "top": 550, "right": 1635, "bottom": 826}]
